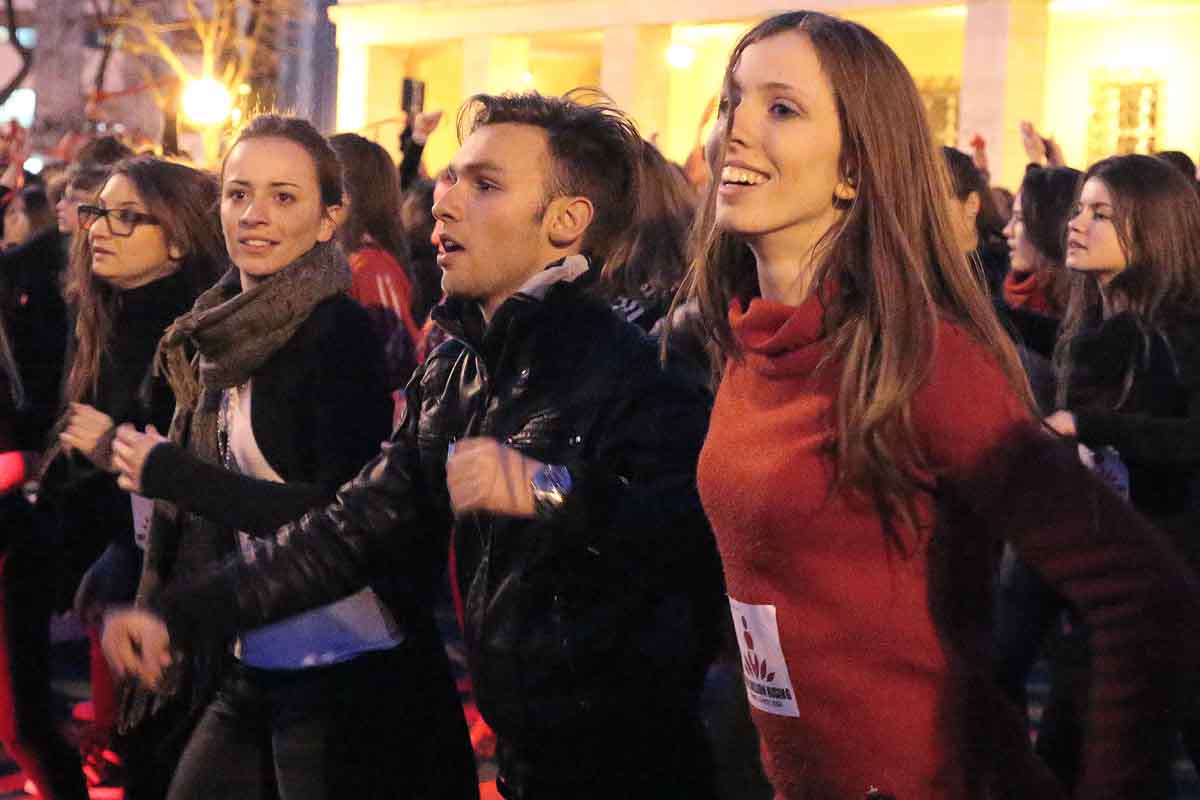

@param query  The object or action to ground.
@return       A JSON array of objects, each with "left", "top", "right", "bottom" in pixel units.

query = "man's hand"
[
  {"left": 101, "top": 608, "right": 173, "bottom": 690},
  {"left": 1044, "top": 410, "right": 1078, "bottom": 438},
  {"left": 445, "top": 437, "right": 542, "bottom": 517},
  {"left": 59, "top": 402, "right": 117, "bottom": 471},
  {"left": 112, "top": 423, "right": 168, "bottom": 493},
  {"left": 412, "top": 110, "right": 444, "bottom": 145}
]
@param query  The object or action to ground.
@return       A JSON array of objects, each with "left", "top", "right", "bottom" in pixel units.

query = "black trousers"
[
  {"left": 167, "top": 639, "right": 477, "bottom": 800},
  {"left": 0, "top": 494, "right": 87, "bottom": 800}
]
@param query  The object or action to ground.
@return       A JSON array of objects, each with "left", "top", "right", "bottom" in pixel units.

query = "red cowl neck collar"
[
  {"left": 1003, "top": 269, "right": 1060, "bottom": 317},
  {"left": 730, "top": 294, "right": 829, "bottom": 378}
]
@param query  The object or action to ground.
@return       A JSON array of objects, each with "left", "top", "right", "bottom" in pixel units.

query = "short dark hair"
[
  {"left": 65, "top": 136, "right": 135, "bottom": 195},
  {"left": 225, "top": 114, "right": 343, "bottom": 208},
  {"left": 1155, "top": 150, "right": 1197, "bottom": 181},
  {"left": 74, "top": 136, "right": 134, "bottom": 168},
  {"left": 457, "top": 90, "right": 642, "bottom": 261}
]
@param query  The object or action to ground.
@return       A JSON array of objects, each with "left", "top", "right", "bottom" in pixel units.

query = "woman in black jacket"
[
  {"left": 106, "top": 115, "right": 475, "bottom": 800},
  {"left": 27, "top": 156, "right": 224, "bottom": 799},
  {"left": 1044, "top": 152, "right": 1200, "bottom": 788}
]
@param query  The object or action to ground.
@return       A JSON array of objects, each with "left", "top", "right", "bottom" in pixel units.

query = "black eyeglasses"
[{"left": 77, "top": 204, "right": 160, "bottom": 238}]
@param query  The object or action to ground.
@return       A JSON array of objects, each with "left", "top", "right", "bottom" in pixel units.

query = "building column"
[
  {"left": 463, "top": 35, "right": 532, "bottom": 97},
  {"left": 601, "top": 24, "right": 671, "bottom": 142},
  {"left": 335, "top": 40, "right": 369, "bottom": 133},
  {"left": 959, "top": 0, "right": 1050, "bottom": 189}
]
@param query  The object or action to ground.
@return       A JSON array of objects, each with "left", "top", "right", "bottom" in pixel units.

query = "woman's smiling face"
[{"left": 710, "top": 31, "right": 851, "bottom": 261}]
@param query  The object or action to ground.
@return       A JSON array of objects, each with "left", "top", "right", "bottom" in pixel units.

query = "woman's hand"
[
  {"left": 101, "top": 607, "right": 173, "bottom": 690},
  {"left": 112, "top": 423, "right": 167, "bottom": 494},
  {"left": 1044, "top": 410, "right": 1077, "bottom": 438},
  {"left": 59, "top": 402, "right": 117, "bottom": 471},
  {"left": 1019, "top": 120, "right": 1047, "bottom": 166}
]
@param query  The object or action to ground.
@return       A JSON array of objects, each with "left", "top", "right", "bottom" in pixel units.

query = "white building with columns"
[{"left": 329, "top": 0, "right": 1200, "bottom": 190}]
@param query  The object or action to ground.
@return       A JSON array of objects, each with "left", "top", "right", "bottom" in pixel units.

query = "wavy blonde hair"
[{"left": 684, "top": 11, "right": 1034, "bottom": 538}]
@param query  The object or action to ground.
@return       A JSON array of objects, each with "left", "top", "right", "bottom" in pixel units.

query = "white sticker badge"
[
  {"left": 130, "top": 493, "right": 154, "bottom": 551},
  {"left": 729, "top": 597, "right": 800, "bottom": 717}
]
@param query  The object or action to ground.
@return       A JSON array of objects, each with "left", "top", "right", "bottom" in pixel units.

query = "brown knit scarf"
[{"left": 119, "top": 240, "right": 351, "bottom": 733}]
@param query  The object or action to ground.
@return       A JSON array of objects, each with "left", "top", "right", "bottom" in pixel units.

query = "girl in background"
[
  {"left": 38, "top": 156, "right": 224, "bottom": 799},
  {"left": 1045, "top": 153, "right": 1200, "bottom": 787},
  {"left": 330, "top": 132, "right": 422, "bottom": 392}
]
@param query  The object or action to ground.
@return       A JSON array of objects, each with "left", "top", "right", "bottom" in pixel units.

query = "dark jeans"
[
  {"left": 168, "top": 640, "right": 477, "bottom": 800},
  {"left": 0, "top": 494, "right": 87, "bottom": 800}
]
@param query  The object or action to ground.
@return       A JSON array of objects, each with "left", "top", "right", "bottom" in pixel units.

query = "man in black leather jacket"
[{"left": 106, "top": 93, "right": 726, "bottom": 799}]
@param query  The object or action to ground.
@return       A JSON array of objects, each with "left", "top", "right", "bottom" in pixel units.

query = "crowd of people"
[{"left": 1, "top": 8, "right": 1200, "bottom": 800}]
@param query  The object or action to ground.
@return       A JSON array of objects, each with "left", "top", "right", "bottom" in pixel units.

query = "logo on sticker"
[{"left": 729, "top": 598, "right": 800, "bottom": 717}]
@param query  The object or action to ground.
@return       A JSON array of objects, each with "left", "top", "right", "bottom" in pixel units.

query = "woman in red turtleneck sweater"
[{"left": 687, "top": 11, "right": 1199, "bottom": 800}]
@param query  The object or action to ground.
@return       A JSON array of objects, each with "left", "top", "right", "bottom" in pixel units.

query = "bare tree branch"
[{"left": 0, "top": 0, "right": 34, "bottom": 108}]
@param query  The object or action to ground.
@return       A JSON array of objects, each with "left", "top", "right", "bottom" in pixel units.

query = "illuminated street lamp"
[
  {"left": 182, "top": 77, "right": 234, "bottom": 127},
  {"left": 666, "top": 43, "right": 695, "bottom": 70}
]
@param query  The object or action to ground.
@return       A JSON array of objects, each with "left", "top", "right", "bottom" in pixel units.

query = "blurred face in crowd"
[
  {"left": 221, "top": 136, "right": 339, "bottom": 290},
  {"left": 1066, "top": 177, "right": 1127, "bottom": 286},
  {"left": 57, "top": 183, "right": 93, "bottom": 235},
  {"left": 87, "top": 174, "right": 176, "bottom": 290},
  {"left": 2, "top": 195, "right": 31, "bottom": 249},
  {"left": 429, "top": 171, "right": 453, "bottom": 250},
  {"left": 948, "top": 190, "right": 981, "bottom": 253},
  {"left": 709, "top": 31, "right": 854, "bottom": 297},
  {"left": 432, "top": 123, "right": 566, "bottom": 319},
  {"left": 1002, "top": 191, "right": 1042, "bottom": 274}
]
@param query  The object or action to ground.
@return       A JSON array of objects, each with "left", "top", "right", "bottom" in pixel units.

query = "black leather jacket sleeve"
[{"left": 153, "top": 369, "right": 448, "bottom": 649}]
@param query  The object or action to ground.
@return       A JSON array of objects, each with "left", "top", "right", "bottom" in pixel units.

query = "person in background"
[
  {"left": 2, "top": 185, "right": 55, "bottom": 251},
  {"left": 686, "top": 10, "right": 1199, "bottom": 798},
  {"left": 41, "top": 156, "right": 226, "bottom": 799},
  {"left": 399, "top": 109, "right": 445, "bottom": 192},
  {"left": 1044, "top": 153, "right": 1200, "bottom": 789},
  {"left": 1154, "top": 150, "right": 1197, "bottom": 189},
  {"left": 603, "top": 140, "right": 697, "bottom": 331},
  {"left": 1000, "top": 165, "right": 1079, "bottom": 355},
  {"left": 330, "top": 132, "right": 422, "bottom": 393},
  {"left": 0, "top": 301, "right": 85, "bottom": 800},
  {"left": 400, "top": 176, "right": 445, "bottom": 328},
  {"left": 942, "top": 146, "right": 1008, "bottom": 299}
]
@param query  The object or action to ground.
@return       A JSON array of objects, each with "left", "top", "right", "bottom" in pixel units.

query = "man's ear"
[
  {"left": 545, "top": 195, "right": 594, "bottom": 249},
  {"left": 167, "top": 242, "right": 185, "bottom": 261},
  {"left": 317, "top": 204, "right": 344, "bottom": 243}
]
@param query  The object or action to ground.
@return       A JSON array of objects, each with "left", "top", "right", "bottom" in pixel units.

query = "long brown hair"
[
  {"left": 329, "top": 132, "right": 410, "bottom": 266},
  {"left": 685, "top": 11, "right": 1033, "bottom": 530},
  {"left": 602, "top": 140, "right": 697, "bottom": 303},
  {"left": 63, "top": 156, "right": 225, "bottom": 407},
  {"left": 1053, "top": 154, "right": 1200, "bottom": 409}
]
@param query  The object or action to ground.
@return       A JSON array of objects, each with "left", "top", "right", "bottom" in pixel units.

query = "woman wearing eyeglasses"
[{"left": 34, "top": 155, "right": 224, "bottom": 799}]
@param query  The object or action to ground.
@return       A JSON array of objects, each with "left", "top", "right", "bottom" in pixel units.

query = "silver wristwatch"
[{"left": 530, "top": 463, "right": 572, "bottom": 518}]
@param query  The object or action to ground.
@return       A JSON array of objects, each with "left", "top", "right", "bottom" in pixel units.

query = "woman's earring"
[{"left": 833, "top": 176, "right": 856, "bottom": 209}]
